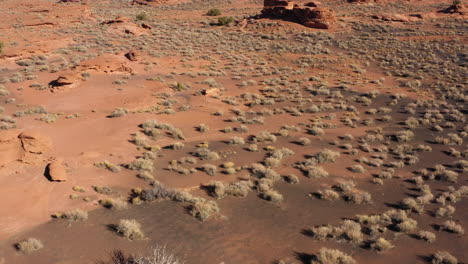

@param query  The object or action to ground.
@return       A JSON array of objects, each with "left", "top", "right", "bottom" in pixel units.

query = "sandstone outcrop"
[
  {"left": 261, "top": 0, "right": 335, "bottom": 29},
  {"left": 46, "top": 161, "right": 67, "bottom": 182},
  {"left": 0, "top": 131, "right": 52, "bottom": 166}
]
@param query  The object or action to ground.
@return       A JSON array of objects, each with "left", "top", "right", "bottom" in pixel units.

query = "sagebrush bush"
[
  {"left": 418, "top": 230, "right": 436, "bottom": 243},
  {"left": 190, "top": 200, "right": 220, "bottom": 221},
  {"left": 260, "top": 189, "right": 283, "bottom": 203},
  {"left": 62, "top": 209, "right": 88, "bottom": 221},
  {"left": 218, "top": 16, "right": 234, "bottom": 26},
  {"left": 312, "top": 248, "right": 356, "bottom": 264},
  {"left": 432, "top": 251, "right": 458, "bottom": 264},
  {"left": 207, "top": 8, "right": 221, "bottom": 16},
  {"left": 116, "top": 219, "right": 144, "bottom": 240},
  {"left": 16, "top": 238, "right": 43, "bottom": 254}
]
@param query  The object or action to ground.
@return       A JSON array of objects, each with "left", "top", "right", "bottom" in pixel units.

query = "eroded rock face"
[
  {"left": 46, "top": 161, "right": 67, "bottom": 182},
  {"left": 77, "top": 55, "right": 133, "bottom": 74},
  {"left": 0, "top": 131, "right": 52, "bottom": 166},
  {"left": 262, "top": 0, "right": 335, "bottom": 29},
  {"left": 124, "top": 50, "right": 141, "bottom": 62}
]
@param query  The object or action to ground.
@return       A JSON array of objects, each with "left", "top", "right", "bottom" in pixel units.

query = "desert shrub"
[
  {"left": 135, "top": 11, "right": 147, "bottom": 21},
  {"left": 435, "top": 205, "right": 455, "bottom": 218},
  {"left": 250, "top": 163, "right": 280, "bottom": 181},
  {"left": 200, "top": 164, "right": 217, "bottom": 176},
  {"left": 349, "top": 165, "right": 365, "bottom": 173},
  {"left": 312, "top": 248, "right": 356, "bottom": 264},
  {"left": 229, "top": 136, "right": 245, "bottom": 145},
  {"left": 309, "top": 127, "right": 325, "bottom": 136},
  {"left": 396, "top": 218, "right": 417, "bottom": 233},
  {"left": 344, "top": 191, "right": 372, "bottom": 204},
  {"left": 116, "top": 219, "right": 144, "bottom": 240},
  {"left": 417, "top": 230, "right": 436, "bottom": 243},
  {"left": 207, "top": 8, "right": 221, "bottom": 16},
  {"left": 334, "top": 181, "right": 355, "bottom": 193},
  {"left": 62, "top": 209, "right": 88, "bottom": 221},
  {"left": 100, "top": 198, "right": 129, "bottom": 210},
  {"left": 193, "top": 148, "right": 220, "bottom": 161},
  {"left": 248, "top": 144, "right": 259, "bottom": 152},
  {"left": 16, "top": 238, "right": 43, "bottom": 254},
  {"left": 93, "top": 186, "right": 113, "bottom": 195},
  {"left": 260, "top": 189, "right": 283, "bottom": 203},
  {"left": 370, "top": 237, "right": 394, "bottom": 252},
  {"left": 400, "top": 197, "right": 423, "bottom": 213},
  {"left": 339, "top": 220, "right": 364, "bottom": 244},
  {"left": 435, "top": 169, "right": 458, "bottom": 183},
  {"left": 284, "top": 174, "right": 299, "bottom": 184},
  {"left": 218, "top": 16, "right": 234, "bottom": 26},
  {"left": 141, "top": 182, "right": 175, "bottom": 201},
  {"left": 253, "top": 131, "right": 277, "bottom": 143},
  {"left": 170, "top": 142, "right": 184, "bottom": 150},
  {"left": 107, "top": 108, "right": 128, "bottom": 118},
  {"left": 190, "top": 200, "right": 220, "bottom": 221},
  {"left": 432, "top": 251, "right": 458, "bottom": 264},
  {"left": 297, "top": 137, "right": 311, "bottom": 145},
  {"left": 197, "top": 124, "right": 209, "bottom": 133},
  {"left": 317, "top": 189, "right": 340, "bottom": 201},
  {"left": 395, "top": 130, "right": 414, "bottom": 143},
  {"left": 95, "top": 161, "right": 121, "bottom": 173},
  {"left": 137, "top": 171, "right": 154, "bottom": 181},
  {"left": 126, "top": 158, "right": 154, "bottom": 172},
  {"left": 100, "top": 245, "right": 183, "bottom": 264},
  {"left": 306, "top": 166, "right": 329, "bottom": 178},
  {"left": 315, "top": 149, "right": 340, "bottom": 163},
  {"left": 225, "top": 181, "right": 251, "bottom": 197},
  {"left": 207, "top": 181, "right": 226, "bottom": 198},
  {"left": 441, "top": 220, "right": 464, "bottom": 234}
]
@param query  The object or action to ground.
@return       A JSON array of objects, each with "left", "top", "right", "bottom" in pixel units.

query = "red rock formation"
[
  {"left": 46, "top": 161, "right": 67, "bottom": 182},
  {"left": 262, "top": 0, "right": 335, "bottom": 29}
]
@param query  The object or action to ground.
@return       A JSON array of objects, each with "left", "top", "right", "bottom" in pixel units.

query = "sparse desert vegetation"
[{"left": 0, "top": 0, "right": 466, "bottom": 263}]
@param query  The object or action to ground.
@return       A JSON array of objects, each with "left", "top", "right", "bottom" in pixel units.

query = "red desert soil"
[{"left": 0, "top": 0, "right": 466, "bottom": 263}]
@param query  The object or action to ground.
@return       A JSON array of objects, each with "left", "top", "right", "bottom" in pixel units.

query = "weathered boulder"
[
  {"left": 46, "top": 161, "right": 67, "bottom": 182},
  {"left": 261, "top": 0, "right": 336, "bottom": 29},
  {"left": 294, "top": 7, "right": 335, "bottom": 29},
  {"left": 124, "top": 50, "right": 141, "bottom": 61}
]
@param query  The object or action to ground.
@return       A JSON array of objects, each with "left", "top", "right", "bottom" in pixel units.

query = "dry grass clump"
[
  {"left": 100, "top": 198, "right": 129, "bottom": 210},
  {"left": 229, "top": 136, "right": 245, "bottom": 145},
  {"left": 107, "top": 108, "right": 128, "bottom": 118},
  {"left": 435, "top": 205, "right": 455, "bottom": 218},
  {"left": 349, "top": 165, "right": 365, "bottom": 173},
  {"left": 312, "top": 248, "right": 356, "bottom": 264},
  {"left": 441, "top": 220, "right": 464, "bottom": 234},
  {"left": 140, "top": 182, "right": 175, "bottom": 202},
  {"left": 343, "top": 191, "right": 372, "bottom": 204},
  {"left": 399, "top": 197, "right": 424, "bottom": 213},
  {"left": 250, "top": 163, "right": 280, "bottom": 181},
  {"left": 284, "top": 174, "right": 299, "bottom": 184},
  {"left": 193, "top": 147, "right": 220, "bottom": 161},
  {"left": 116, "top": 219, "right": 144, "bottom": 240},
  {"left": 95, "top": 161, "right": 121, "bottom": 173},
  {"left": 206, "top": 181, "right": 251, "bottom": 199},
  {"left": 200, "top": 164, "right": 217, "bottom": 176},
  {"left": 126, "top": 158, "right": 154, "bottom": 172},
  {"left": 297, "top": 137, "right": 311, "bottom": 145},
  {"left": 395, "top": 130, "right": 414, "bottom": 143},
  {"left": 316, "top": 189, "right": 340, "bottom": 201},
  {"left": 417, "top": 230, "right": 436, "bottom": 243},
  {"left": 260, "top": 189, "right": 283, "bottom": 204},
  {"left": 252, "top": 131, "right": 277, "bottom": 143},
  {"left": 306, "top": 166, "right": 329, "bottom": 179},
  {"left": 308, "top": 127, "right": 325, "bottom": 136},
  {"left": 310, "top": 220, "right": 363, "bottom": 245},
  {"left": 61, "top": 209, "right": 88, "bottom": 221},
  {"left": 432, "top": 251, "right": 458, "bottom": 264},
  {"left": 197, "top": 124, "right": 209, "bottom": 133},
  {"left": 314, "top": 149, "right": 340, "bottom": 163},
  {"left": 16, "top": 238, "right": 43, "bottom": 254},
  {"left": 395, "top": 218, "right": 417, "bottom": 233},
  {"left": 190, "top": 200, "right": 220, "bottom": 221},
  {"left": 370, "top": 237, "right": 394, "bottom": 252}
]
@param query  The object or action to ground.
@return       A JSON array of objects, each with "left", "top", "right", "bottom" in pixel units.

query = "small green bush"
[
  {"left": 218, "top": 16, "right": 234, "bottom": 26},
  {"left": 207, "top": 8, "right": 221, "bottom": 16},
  {"left": 135, "top": 12, "right": 147, "bottom": 21}
]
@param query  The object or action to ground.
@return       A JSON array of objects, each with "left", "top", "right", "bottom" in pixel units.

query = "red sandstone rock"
[
  {"left": 124, "top": 50, "right": 141, "bottom": 61},
  {"left": 46, "top": 161, "right": 67, "bottom": 182}
]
